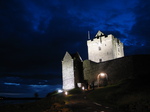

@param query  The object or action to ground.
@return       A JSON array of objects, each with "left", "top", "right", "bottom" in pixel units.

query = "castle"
[
  {"left": 87, "top": 31, "right": 124, "bottom": 62},
  {"left": 62, "top": 31, "right": 124, "bottom": 90}
]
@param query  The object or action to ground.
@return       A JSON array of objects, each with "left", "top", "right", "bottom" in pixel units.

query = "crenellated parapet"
[{"left": 87, "top": 31, "right": 124, "bottom": 62}]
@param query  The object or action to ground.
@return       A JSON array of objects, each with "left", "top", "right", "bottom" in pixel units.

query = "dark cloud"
[
  {"left": 0, "top": 82, "right": 61, "bottom": 97},
  {"left": 131, "top": 0, "right": 150, "bottom": 40},
  {"left": 0, "top": 0, "right": 150, "bottom": 97},
  {"left": 126, "top": 0, "right": 150, "bottom": 55}
]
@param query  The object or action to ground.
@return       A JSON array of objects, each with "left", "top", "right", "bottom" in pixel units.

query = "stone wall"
[
  {"left": 62, "top": 52, "right": 84, "bottom": 90},
  {"left": 83, "top": 55, "right": 150, "bottom": 85},
  {"left": 74, "top": 58, "right": 84, "bottom": 83},
  {"left": 62, "top": 52, "right": 75, "bottom": 90}
]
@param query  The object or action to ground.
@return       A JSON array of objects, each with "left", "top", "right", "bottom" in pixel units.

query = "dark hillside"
[{"left": 88, "top": 76, "right": 150, "bottom": 112}]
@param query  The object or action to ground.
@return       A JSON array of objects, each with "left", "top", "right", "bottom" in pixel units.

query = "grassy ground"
[{"left": 87, "top": 78, "right": 150, "bottom": 112}]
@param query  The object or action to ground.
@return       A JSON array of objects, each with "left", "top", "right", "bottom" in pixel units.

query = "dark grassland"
[{"left": 88, "top": 77, "right": 150, "bottom": 111}]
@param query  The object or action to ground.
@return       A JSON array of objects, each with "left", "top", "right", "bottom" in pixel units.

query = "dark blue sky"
[{"left": 0, "top": 0, "right": 150, "bottom": 97}]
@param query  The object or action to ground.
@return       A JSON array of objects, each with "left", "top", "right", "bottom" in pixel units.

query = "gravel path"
[{"left": 65, "top": 92, "right": 115, "bottom": 112}]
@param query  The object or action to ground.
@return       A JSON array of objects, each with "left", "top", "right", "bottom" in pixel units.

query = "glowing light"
[
  {"left": 82, "top": 86, "right": 85, "bottom": 90},
  {"left": 58, "top": 89, "right": 63, "bottom": 93},
  {"left": 100, "top": 73, "right": 105, "bottom": 77},
  {"left": 65, "top": 91, "right": 68, "bottom": 95}
]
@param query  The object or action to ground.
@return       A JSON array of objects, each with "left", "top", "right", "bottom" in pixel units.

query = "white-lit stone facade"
[
  {"left": 87, "top": 31, "right": 124, "bottom": 62},
  {"left": 62, "top": 52, "right": 75, "bottom": 90}
]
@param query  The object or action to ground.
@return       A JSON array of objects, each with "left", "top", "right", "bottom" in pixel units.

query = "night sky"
[{"left": 0, "top": 0, "right": 150, "bottom": 97}]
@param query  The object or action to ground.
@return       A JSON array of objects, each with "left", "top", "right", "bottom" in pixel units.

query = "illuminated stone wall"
[
  {"left": 62, "top": 52, "right": 83, "bottom": 90},
  {"left": 83, "top": 55, "right": 150, "bottom": 85},
  {"left": 62, "top": 52, "right": 75, "bottom": 90},
  {"left": 87, "top": 31, "right": 124, "bottom": 63},
  {"left": 83, "top": 56, "right": 134, "bottom": 84}
]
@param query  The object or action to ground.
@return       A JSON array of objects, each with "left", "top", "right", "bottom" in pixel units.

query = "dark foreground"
[
  {"left": 1, "top": 77, "right": 150, "bottom": 112},
  {"left": 0, "top": 90, "right": 116, "bottom": 112},
  {"left": 63, "top": 92, "right": 115, "bottom": 112}
]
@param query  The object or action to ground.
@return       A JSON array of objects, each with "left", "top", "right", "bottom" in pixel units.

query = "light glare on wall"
[{"left": 100, "top": 73, "right": 105, "bottom": 77}]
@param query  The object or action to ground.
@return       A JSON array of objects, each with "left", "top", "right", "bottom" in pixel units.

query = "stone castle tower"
[
  {"left": 62, "top": 52, "right": 83, "bottom": 90},
  {"left": 87, "top": 31, "right": 124, "bottom": 62},
  {"left": 62, "top": 31, "right": 124, "bottom": 90}
]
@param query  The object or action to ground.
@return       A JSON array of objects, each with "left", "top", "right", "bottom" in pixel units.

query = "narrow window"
[
  {"left": 99, "top": 46, "right": 101, "bottom": 50},
  {"left": 99, "top": 59, "right": 102, "bottom": 62}
]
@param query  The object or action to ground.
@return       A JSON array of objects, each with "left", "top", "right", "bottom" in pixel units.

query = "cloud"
[
  {"left": 127, "top": 0, "right": 150, "bottom": 54},
  {"left": 0, "top": 73, "right": 62, "bottom": 85},
  {"left": 0, "top": 83, "right": 60, "bottom": 97},
  {"left": 130, "top": 0, "right": 150, "bottom": 40},
  {"left": 0, "top": 77, "right": 62, "bottom": 97},
  {"left": 4, "top": 82, "right": 20, "bottom": 86}
]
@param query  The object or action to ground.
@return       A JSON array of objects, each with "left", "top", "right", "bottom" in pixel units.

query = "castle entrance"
[{"left": 97, "top": 73, "right": 108, "bottom": 87}]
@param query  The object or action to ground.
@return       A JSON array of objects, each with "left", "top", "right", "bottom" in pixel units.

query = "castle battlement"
[
  {"left": 87, "top": 31, "right": 124, "bottom": 62},
  {"left": 88, "top": 33, "right": 122, "bottom": 45}
]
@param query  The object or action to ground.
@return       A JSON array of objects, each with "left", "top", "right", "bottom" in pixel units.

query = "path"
[{"left": 65, "top": 91, "right": 115, "bottom": 112}]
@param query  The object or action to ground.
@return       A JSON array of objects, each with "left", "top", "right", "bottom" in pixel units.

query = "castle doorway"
[{"left": 97, "top": 73, "right": 108, "bottom": 87}]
